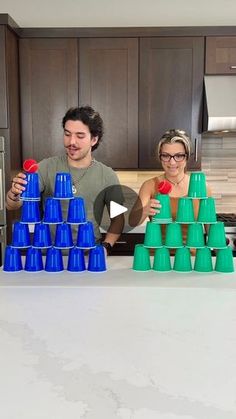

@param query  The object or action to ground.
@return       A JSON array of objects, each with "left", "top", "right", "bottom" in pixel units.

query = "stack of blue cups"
[{"left": 3, "top": 171, "right": 106, "bottom": 273}]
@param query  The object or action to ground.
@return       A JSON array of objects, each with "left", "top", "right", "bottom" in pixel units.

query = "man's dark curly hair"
[{"left": 62, "top": 105, "right": 104, "bottom": 151}]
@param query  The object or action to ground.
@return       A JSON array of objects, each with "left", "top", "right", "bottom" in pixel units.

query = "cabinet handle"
[
  {"left": 230, "top": 66, "right": 236, "bottom": 69},
  {"left": 194, "top": 138, "right": 198, "bottom": 162}
]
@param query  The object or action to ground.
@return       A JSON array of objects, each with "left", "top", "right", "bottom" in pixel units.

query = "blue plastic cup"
[
  {"left": 3, "top": 245, "right": 23, "bottom": 272},
  {"left": 53, "top": 172, "right": 74, "bottom": 199},
  {"left": 67, "top": 197, "right": 87, "bottom": 224},
  {"left": 43, "top": 198, "right": 63, "bottom": 224},
  {"left": 11, "top": 222, "right": 31, "bottom": 248},
  {"left": 67, "top": 247, "right": 86, "bottom": 272},
  {"left": 32, "top": 222, "right": 52, "bottom": 248},
  {"left": 20, "top": 172, "right": 40, "bottom": 201},
  {"left": 76, "top": 221, "right": 96, "bottom": 249},
  {"left": 20, "top": 200, "right": 41, "bottom": 224},
  {"left": 45, "top": 247, "right": 64, "bottom": 272},
  {"left": 88, "top": 245, "right": 107, "bottom": 272},
  {"left": 25, "top": 247, "right": 43, "bottom": 272},
  {"left": 54, "top": 222, "right": 74, "bottom": 249}
]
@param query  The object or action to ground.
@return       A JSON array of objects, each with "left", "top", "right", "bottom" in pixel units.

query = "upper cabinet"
[
  {"left": 79, "top": 38, "right": 139, "bottom": 169},
  {"left": 79, "top": 36, "right": 204, "bottom": 170},
  {"left": 19, "top": 38, "right": 78, "bottom": 161},
  {"left": 206, "top": 37, "right": 236, "bottom": 74},
  {"left": 139, "top": 37, "right": 204, "bottom": 170},
  {"left": 18, "top": 33, "right": 205, "bottom": 170}
]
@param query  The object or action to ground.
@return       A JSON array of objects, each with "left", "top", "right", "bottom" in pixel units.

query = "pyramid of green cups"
[
  {"left": 3, "top": 172, "right": 106, "bottom": 273},
  {"left": 132, "top": 172, "right": 235, "bottom": 273}
]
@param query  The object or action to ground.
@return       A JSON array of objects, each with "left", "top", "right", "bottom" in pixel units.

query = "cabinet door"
[
  {"left": 139, "top": 37, "right": 204, "bottom": 170},
  {"left": 79, "top": 38, "right": 138, "bottom": 169},
  {"left": 0, "top": 26, "right": 8, "bottom": 128},
  {"left": 206, "top": 37, "right": 236, "bottom": 74},
  {"left": 19, "top": 38, "right": 78, "bottom": 161}
]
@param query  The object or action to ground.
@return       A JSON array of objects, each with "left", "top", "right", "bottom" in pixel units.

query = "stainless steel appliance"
[
  {"left": 0, "top": 136, "right": 6, "bottom": 266},
  {"left": 217, "top": 213, "right": 236, "bottom": 254}
]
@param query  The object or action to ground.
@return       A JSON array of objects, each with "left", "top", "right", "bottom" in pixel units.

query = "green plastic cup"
[
  {"left": 173, "top": 246, "right": 192, "bottom": 272},
  {"left": 176, "top": 197, "right": 195, "bottom": 223},
  {"left": 215, "top": 247, "right": 234, "bottom": 273},
  {"left": 197, "top": 197, "right": 217, "bottom": 224},
  {"left": 152, "top": 193, "right": 172, "bottom": 224},
  {"left": 144, "top": 221, "right": 162, "bottom": 248},
  {"left": 153, "top": 246, "right": 171, "bottom": 271},
  {"left": 187, "top": 172, "right": 207, "bottom": 199},
  {"left": 206, "top": 222, "right": 227, "bottom": 249},
  {"left": 194, "top": 247, "right": 213, "bottom": 272},
  {"left": 186, "top": 223, "right": 205, "bottom": 248},
  {"left": 165, "top": 222, "right": 183, "bottom": 248},
  {"left": 132, "top": 244, "right": 151, "bottom": 271}
]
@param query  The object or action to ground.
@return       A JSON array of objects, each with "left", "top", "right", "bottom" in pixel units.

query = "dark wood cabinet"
[
  {"left": 206, "top": 37, "right": 236, "bottom": 74},
  {"left": 79, "top": 38, "right": 139, "bottom": 169},
  {"left": 19, "top": 38, "right": 78, "bottom": 161},
  {"left": 0, "top": 25, "right": 21, "bottom": 242},
  {"left": 18, "top": 35, "right": 204, "bottom": 170},
  {"left": 0, "top": 25, "right": 21, "bottom": 175},
  {"left": 0, "top": 26, "right": 8, "bottom": 128},
  {"left": 139, "top": 37, "right": 204, "bottom": 170}
]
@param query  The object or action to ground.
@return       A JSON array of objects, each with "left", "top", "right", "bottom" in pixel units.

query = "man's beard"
[{"left": 65, "top": 146, "right": 91, "bottom": 161}]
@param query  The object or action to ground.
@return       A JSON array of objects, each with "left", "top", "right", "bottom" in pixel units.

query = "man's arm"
[{"left": 6, "top": 172, "right": 27, "bottom": 210}]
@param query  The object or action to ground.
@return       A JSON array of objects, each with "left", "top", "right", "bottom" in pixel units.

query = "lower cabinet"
[{"left": 102, "top": 233, "right": 145, "bottom": 256}]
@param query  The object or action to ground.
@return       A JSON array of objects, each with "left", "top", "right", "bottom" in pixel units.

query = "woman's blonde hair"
[{"left": 156, "top": 129, "right": 191, "bottom": 160}]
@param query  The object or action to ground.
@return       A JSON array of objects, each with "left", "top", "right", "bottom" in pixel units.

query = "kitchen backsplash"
[{"left": 116, "top": 135, "right": 236, "bottom": 214}]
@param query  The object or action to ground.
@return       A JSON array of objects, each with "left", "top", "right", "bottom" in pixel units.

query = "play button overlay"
[
  {"left": 110, "top": 201, "right": 128, "bottom": 218},
  {"left": 93, "top": 184, "right": 143, "bottom": 234}
]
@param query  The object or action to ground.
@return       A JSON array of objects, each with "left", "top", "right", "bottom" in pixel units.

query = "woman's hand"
[{"left": 143, "top": 197, "right": 161, "bottom": 219}]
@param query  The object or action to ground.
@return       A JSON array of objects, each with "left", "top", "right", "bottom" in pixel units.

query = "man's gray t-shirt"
[{"left": 38, "top": 155, "right": 122, "bottom": 242}]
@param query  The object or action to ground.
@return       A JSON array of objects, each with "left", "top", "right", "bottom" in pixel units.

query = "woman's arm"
[{"left": 129, "top": 179, "right": 161, "bottom": 227}]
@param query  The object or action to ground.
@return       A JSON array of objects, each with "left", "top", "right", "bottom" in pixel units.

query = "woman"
[{"left": 129, "top": 129, "right": 211, "bottom": 246}]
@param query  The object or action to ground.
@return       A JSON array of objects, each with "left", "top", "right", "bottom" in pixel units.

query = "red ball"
[
  {"left": 158, "top": 180, "right": 172, "bottom": 194},
  {"left": 23, "top": 159, "right": 38, "bottom": 173}
]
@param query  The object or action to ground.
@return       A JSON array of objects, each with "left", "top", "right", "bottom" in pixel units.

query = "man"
[{"left": 6, "top": 106, "right": 124, "bottom": 254}]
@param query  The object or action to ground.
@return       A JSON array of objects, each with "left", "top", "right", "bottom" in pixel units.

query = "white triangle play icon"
[{"left": 110, "top": 201, "right": 128, "bottom": 218}]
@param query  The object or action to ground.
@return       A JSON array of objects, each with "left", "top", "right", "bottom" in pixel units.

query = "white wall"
[{"left": 1, "top": 0, "right": 236, "bottom": 27}]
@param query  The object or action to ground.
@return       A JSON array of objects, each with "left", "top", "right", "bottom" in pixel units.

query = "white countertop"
[{"left": 1, "top": 257, "right": 236, "bottom": 419}]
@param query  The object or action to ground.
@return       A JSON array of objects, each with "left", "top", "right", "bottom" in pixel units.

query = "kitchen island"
[{"left": 0, "top": 257, "right": 236, "bottom": 419}]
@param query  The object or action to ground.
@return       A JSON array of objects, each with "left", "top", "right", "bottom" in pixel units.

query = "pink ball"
[{"left": 23, "top": 159, "right": 38, "bottom": 173}]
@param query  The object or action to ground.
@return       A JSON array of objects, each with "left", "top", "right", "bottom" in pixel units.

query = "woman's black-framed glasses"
[{"left": 159, "top": 153, "right": 187, "bottom": 162}]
